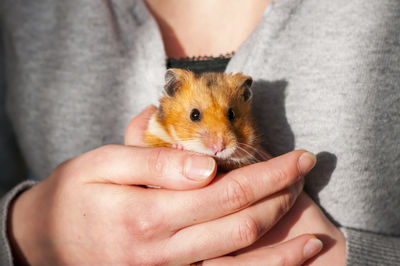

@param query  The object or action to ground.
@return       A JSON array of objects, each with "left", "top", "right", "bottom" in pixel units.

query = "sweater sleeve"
[
  {"left": 0, "top": 24, "right": 29, "bottom": 197},
  {"left": 0, "top": 181, "right": 37, "bottom": 266},
  {"left": 342, "top": 227, "right": 400, "bottom": 266}
]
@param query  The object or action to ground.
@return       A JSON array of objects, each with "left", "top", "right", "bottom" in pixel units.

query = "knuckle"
[
  {"left": 122, "top": 207, "right": 170, "bottom": 265},
  {"left": 53, "top": 156, "right": 88, "bottom": 184},
  {"left": 269, "top": 168, "right": 288, "bottom": 186},
  {"left": 233, "top": 215, "right": 260, "bottom": 247},
  {"left": 221, "top": 176, "right": 254, "bottom": 211},
  {"left": 277, "top": 190, "right": 294, "bottom": 217},
  {"left": 147, "top": 148, "right": 168, "bottom": 177},
  {"left": 127, "top": 214, "right": 161, "bottom": 240},
  {"left": 90, "top": 144, "right": 119, "bottom": 166},
  {"left": 135, "top": 217, "right": 157, "bottom": 237},
  {"left": 54, "top": 144, "right": 120, "bottom": 182},
  {"left": 123, "top": 205, "right": 165, "bottom": 241}
]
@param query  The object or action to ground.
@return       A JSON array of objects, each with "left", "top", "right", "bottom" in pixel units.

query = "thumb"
[
  {"left": 125, "top": 105, "right": 157, "bottom": 146},
  {"left": 77, "top": 145, "right": 217, "bottom": 189}
]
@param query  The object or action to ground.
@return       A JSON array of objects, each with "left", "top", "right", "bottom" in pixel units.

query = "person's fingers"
[
  {"left": 166, "top": 180, "right": 305, "bottom": 264},
  {"left": 158, "top": 150, "right": 316, "bottom": 229},
  {"left": 125, "top": 105, "right": 157, "bottom": 146},
  {"left": 70, "top": 144, "right": 216, "bottom": 189},
  {"left": 202, "top": 234, "right": 323, "bottom": 266}
]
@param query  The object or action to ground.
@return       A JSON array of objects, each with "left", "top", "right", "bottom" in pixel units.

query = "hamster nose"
[{"left": 211, "top": 139, "right": 226, "bottom": 155}]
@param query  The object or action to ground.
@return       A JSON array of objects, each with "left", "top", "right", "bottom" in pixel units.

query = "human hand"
[
  {"left": 7, "top": 142, "right": 218, "bottom": 265},
  {"left": 236, "top": 192, "right": 346, "bottom": 266},
  {"left": 7, "top": 105, "right": 320, "bottom": 265},
  {"left": 8, "top": 144, "right": 315, "bottom": 265},
  {"left": 126, "top": 106, "right": 324, "bottom": 265}
]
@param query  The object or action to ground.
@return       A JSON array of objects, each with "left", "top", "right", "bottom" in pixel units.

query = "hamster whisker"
[
  {"left": 236, "top": 145, "right": 261, "bottom": 164},
  {"left": 236, "top": 142, "right": 260, "bottom": 152},
  {"left": 237, "top": 142, "right": 270, "bottom": 162}
]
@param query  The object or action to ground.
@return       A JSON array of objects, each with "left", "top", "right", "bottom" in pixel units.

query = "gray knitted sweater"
[{"left": 1, "top": 0, "right": 399, "bottom": 265}]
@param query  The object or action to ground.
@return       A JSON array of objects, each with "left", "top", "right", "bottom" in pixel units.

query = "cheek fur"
[{"left": 232, "top": 123, "right": 251, "bottom": 144}]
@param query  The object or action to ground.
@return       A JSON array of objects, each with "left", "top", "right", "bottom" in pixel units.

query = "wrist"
[
  {"left": 8, "top": 191, "right": 29, "bottom": 265},
  {"left": 0, "top": 180, "right": 37, "bottom": 266},
  {"left": 7, "top": 183, "right": 47, "bottom": 265}
]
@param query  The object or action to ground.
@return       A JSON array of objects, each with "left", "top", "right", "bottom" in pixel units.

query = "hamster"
[{"left": 144, "top": 68, "right": 265, "bottom": 171}]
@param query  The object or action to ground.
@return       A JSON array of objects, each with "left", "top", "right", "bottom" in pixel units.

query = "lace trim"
[
  {"left": 166, "top": 52, "right": 234, "bottom": 74},
  {"left": 167, "top": 51, "right": 235, "bottom": 62}
]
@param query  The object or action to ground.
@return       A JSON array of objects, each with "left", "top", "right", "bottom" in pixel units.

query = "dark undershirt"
[{"left": 166, "top": 52, "right": 234, "bottom": 74}]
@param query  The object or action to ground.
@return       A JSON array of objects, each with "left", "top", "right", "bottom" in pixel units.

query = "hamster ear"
[
  {"left": 164, "top": 68, "right": 191, "bottom": 97},
  {"left": 164, "top": 69, "right": 181, "bottom": 97},
  {"left": 236, "top": 74, "right": 253, "bottom": 102},
  {"left": 242, "top": 77, "right": 253, "bottom": 102}
]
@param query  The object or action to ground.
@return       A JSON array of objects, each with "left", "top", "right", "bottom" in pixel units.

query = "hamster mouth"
[
  {"left": 179, "top": 140, "right": 255, "bottom": 162},
  {"left": 214, "top": 146, "right": 255, "bottom": 162},
  {"left": 213, "top": 147, "right": 235, "bottom": 160}
]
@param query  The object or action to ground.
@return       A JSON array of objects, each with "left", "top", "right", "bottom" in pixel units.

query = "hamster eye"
[
  {"left": 227, "top": 108, "right": 235, "bottom": 122},
  {"left": 190, "top": 108, "right": 201, "bottom": 122}
]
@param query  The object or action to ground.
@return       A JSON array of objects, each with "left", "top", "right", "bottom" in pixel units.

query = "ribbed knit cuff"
[
  {"left": 0, "top": 181, "right": 37, "bottom": 266},
  {"left": 342, "top": 227, "right": 400, "bottom": 266}
]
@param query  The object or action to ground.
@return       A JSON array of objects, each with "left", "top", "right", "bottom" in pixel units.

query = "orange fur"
[
  {"left": 143, "top": 132, "right": 171, "bottom": 147},
  {"left": 144, "top": 69, "right": 261, "bottom": 170}
]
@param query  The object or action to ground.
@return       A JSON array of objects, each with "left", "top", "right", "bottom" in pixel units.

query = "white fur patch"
[
  {"left": 147, "top": 114, "right": 174, "bottom": 144},
  {"left": 168, "top": 125, "right": 179, "bottom": 144},
  {"left": 182, "top": 139, "right": 214, "bottom": 156}
]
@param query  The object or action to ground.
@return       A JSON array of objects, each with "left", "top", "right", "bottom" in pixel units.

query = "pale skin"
[
  {"left": 145, "top": 0, "right": 272, "bottom": 58},
  {"left": 146, "top": 0, "right": 346, "bottom": 264},
  {"left": 9, "top": 106, "right": 320, "bottom": 265},
  {"left": 7, "top": 0, "right": 346, "bottom": 265},
  {"left": 127, "top": 107, "right": 346, "bottom": 266}
]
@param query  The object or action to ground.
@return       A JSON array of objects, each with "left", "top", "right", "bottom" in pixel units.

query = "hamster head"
[{"left": 157, "top": 68, "right": 259, "bottom": 167}]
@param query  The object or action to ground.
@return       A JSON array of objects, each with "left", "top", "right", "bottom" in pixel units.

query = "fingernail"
[
  {"left": 184, "top": 155, "right": 216, "bottom": 181},
  {"left": 303, "top": 238, "right": 323, "bottom": 259},
  {"left": 298, "top": 152, "right": 317, "bottom": 176}
]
